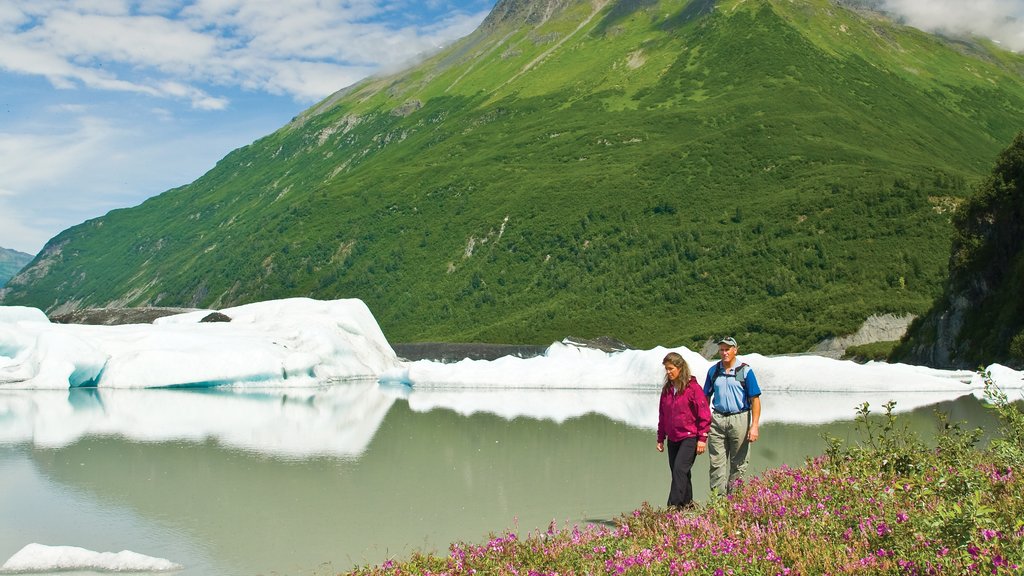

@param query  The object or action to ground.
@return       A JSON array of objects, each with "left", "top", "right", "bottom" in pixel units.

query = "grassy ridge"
[{"left": 4, "top": 0, "right": 1024, "bottom": 352}]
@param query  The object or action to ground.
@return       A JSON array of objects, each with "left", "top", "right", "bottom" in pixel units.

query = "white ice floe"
[
  {"left": 2, "top": 297, "right": 1022, "bottom": 442},
  {"left": 382, "top": 343, "right": 1008, "bottom": 393},
  {"left": 386, "top": 342, "right": 1023, "bottom": 426},
  {"left": 0, "top": 543, "right": 180, "bottom": 573},
  {"left": 0, "top": 298, "right": 399, "bottom": 389}
]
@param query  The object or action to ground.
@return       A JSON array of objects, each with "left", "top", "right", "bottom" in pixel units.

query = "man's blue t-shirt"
[{"left": 703, "top": 362, "right": 761, "bottom": 414}]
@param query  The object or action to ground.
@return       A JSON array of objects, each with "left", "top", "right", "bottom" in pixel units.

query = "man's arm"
[{"left": 747, "top": 396, "right": 761, "bottom": 442}]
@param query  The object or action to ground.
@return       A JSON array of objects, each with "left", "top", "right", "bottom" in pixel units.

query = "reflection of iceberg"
[
  {"left": 408, "top": 388, "right": 657, "bottom": 428},
  {"left": 393, "top": 344, "right": 1020, "bottom": 428},
  {"left": 1, "top": 543, "right": 181, "bottom": 573},
  {"left": 405, "top": 388, "right": 976, "bottom": 428},
  {"left": 0, "top": 383, "right": 396, "bottom": 458},
  {"left": 0, "top": 298, "right": 398, "bottom": 389}
]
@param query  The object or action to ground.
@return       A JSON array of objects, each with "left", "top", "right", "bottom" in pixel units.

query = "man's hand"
[
  {"left": 747, "top": 425, "right": 759, "bottom": 442},
  {"left": 656, "top": 441, "right": 664, "bottom": 452},
  {"left": 696, "top": 441, "right": 707, "bottom": 454}
]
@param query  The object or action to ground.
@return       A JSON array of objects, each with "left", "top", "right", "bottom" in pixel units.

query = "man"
[{"left": 703, "top": 336, "right": 762, "bottom": 496}]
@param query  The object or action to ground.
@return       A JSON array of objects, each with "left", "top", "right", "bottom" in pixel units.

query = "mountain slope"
[
  {"left": 4, "top": 0, "right": 1024, "bottom": 352},
  {"left": 0, "top": 247, "right": 33, "bottom": 288}
]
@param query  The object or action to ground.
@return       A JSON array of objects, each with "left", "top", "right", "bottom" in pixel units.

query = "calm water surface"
[{"left": 0, "top": 385, "right": 998, "bottom": 576}]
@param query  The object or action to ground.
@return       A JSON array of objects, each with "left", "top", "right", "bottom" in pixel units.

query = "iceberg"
[
  {"left": 384, "top": 343, "right": 995, "bottom": 392},
  {"left": 0, "top": 543, "right": 181, "bottom": 573},
  {"left": 0, "top": 298, "right": 399, "bottom": 389},
  {"left": 1, "top": 296, "right": 1021, "bottom": 397}
]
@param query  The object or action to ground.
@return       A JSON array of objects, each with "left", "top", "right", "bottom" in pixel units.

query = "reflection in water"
[
  {"left": 0, "top": 384, "right": 982, "bottom": 458},
  {"left": 0, "top": 382, "right": 397, "bottom": 458},
  {"left": 0, "top": 387, "right": 1004, "bottom": 576}
]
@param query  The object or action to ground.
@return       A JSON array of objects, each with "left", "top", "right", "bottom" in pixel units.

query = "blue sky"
[{"left": 1, "top": 0, "right": 1022, "bottom": 255}]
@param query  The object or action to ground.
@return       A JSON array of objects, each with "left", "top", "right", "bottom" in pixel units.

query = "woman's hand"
[
  {"left": 656, "top": 441, "right": 664, "bottom": 452},
  {"left": 696, "top": 441, "right": 707, "bottom": 455}
]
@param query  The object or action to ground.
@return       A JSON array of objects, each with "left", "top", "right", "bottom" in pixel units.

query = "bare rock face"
[
  {"left": 49, "top": 307, "right": 200, "bottom": 325},
  {"left": 200, "top": 312, "right": 232, "bottom": 323},
  {"left": 561, "top": 335, "right": 632, "bottom": 353},
  {"left": 897, "top": 296, "right": 973, "bottom": 368},
  {"left": 392, "top": 342, "right": 547, "bottom": 362},
  {"left": 810, "top": 313, "right": 917, "bottom": 359},
  {"left": 481, "top": 0, "right": 585, "bottom": 28},
  {"left": 392, "top": 335, "right": 630, "bottom": 363}
]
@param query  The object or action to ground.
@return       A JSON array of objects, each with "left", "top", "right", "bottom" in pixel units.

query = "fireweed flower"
[{"left": 348, "top": 408, "right": 1024, "bottom": 576}]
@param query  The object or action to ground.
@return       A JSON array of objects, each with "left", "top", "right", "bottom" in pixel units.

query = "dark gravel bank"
[{"left": 391, "top": 342, "right": 548, "bottom": 362}]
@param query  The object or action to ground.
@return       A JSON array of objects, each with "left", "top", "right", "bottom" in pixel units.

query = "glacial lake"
[{"left": 0, "top": 384, "right": 1000, "bottom": 576}]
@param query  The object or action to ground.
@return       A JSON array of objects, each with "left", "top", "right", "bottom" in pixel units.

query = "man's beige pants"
[{"left": 708, "top": 410, "right": 751, "bottom": 496}]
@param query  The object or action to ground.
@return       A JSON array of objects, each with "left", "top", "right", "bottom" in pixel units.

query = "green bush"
[{"left": 842, "top": 340, "right": 900, "bottom": 363}]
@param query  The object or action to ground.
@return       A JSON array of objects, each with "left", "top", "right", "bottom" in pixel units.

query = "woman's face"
[{"left": 664, "top": 362, "right": 681, "bottom": 381}]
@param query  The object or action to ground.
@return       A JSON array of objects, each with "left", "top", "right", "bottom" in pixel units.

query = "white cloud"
[
  {"left": 0, "top": 115, "right": 121, "bottom": 196},
  {"left": 0, "top": 1, "right": 491, "bottom": 107},
  {"left": 0, "top": 202, "right": 53, "bottom": 255},
  {"left": 883, "top": 0, "right": 1024, "bottom": 51}
]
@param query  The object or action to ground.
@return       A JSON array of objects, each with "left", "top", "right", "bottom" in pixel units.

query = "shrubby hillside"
[
  {"left": 3, "top": 0, "right": 1024, "bottom": 353},
  {"left": 895, "top": 132, "right": 1024, "bottom": 368}
]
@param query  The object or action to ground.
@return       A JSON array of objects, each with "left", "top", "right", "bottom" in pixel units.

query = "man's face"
[{"left": 718, "top": 344, "right": 737, "bottom": 363}]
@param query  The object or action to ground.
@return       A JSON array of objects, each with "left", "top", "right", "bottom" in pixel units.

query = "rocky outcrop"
[
  {"left": 49, "top": 307, "right": 200, "bottom": 325},
  {"left": 481, "top": 0, "right": 586, "bottom": 28},
  {"left": 393, "top": 335, "right": 631, "bottom": 362},
  {"left": 810, "top": 313, "right": 916, "bottom": 359},
  {"left": 392, "top": 342, "right": 548, "bottom": 362}
]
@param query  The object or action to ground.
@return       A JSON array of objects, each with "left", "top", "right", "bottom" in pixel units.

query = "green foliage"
[
  {"left": 982, "top": 370, "right": 1024, "bottom": 469},
  {"left": 1012, "top": 330, "right": 1024, "bottom": 363},
  {"left": 842, "top": 339, "right": 899, "bottom": 362},
  {"left": 897, "top": 131, "right": 1024, "bottom": 366},
  {"left": 3, "top": 0, "right": 1024, "bottom": 352}
]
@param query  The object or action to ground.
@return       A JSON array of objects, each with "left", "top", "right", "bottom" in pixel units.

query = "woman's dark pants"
[{"left": 666, "top": 437, "right": 698, "bottom": 508}]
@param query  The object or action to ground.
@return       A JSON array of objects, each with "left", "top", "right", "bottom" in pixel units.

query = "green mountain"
[
  {"left": 894, "top": 132, "right": 1024, "bottom": 368},
  {"left": 4, "top": 0, "right": 1024, "bottom": 353},
  {"left": 0, "top": 247, "right": 33, "bottom": 288}
]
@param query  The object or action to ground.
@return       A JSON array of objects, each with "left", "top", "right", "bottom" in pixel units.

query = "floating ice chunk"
[
  {"left": 0, "top": 298, "right": 399, "bottom": 389},
  {"left": 0, "top": 543, "right": 181, "bottom": 572},
  {"left": 0, "top": 307, "right": 49, "bottom": 324},
  {"left": 972, "top": 363, "right": 1024, "bottom": 391},
  {"left": 399, "top": 343, "right": 997, "bottom": 393}
]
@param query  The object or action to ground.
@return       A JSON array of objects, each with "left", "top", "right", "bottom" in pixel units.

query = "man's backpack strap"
[{"left": 710, "top": 362, "right": 751, "bottom": 404}]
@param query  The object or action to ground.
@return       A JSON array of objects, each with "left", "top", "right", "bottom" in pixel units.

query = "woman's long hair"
[{"left": 662, "top": 352, "right": 692, "bottom": 394}]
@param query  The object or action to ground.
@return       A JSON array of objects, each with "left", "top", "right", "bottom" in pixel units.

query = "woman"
[{"left": 656, "top": 352, "right": 712, "bottom": 508}]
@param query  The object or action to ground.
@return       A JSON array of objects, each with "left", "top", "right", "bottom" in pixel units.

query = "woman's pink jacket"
[{"left": 657, "top": 376, "right": 712, "bottom": 444}]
